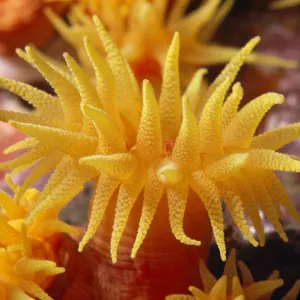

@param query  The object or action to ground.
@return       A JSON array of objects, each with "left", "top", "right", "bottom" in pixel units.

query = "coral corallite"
[
  {"left": 0, "top": 16, "right": 300, "bottom": 298},
  {"left": 0, "top": 182, "right": 79, "bottom": 299},
  {"left": 45, "top": 0, "right": 297, "bottom": 88},
  {"left": 167, "top": 249, "right": 300, "bottom": 299}
]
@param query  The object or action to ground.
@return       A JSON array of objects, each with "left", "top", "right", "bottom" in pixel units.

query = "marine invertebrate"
[
  {"left": 0, "top": 17, "right": 300, "bottom": 298},
  {"left": 0, "top": 0, "right": 67, "bottom": 55},
  {"left": 0, "top": 182, "right": 79, "bottom": 299},
  {"left": 0, "top": 17, "right": 300, "bottom": 263},
  {"left": 270, "top": 0, "right": 300, "bottom": 9},
  {"left": 45, "top": 0, "right": 297, "bottom": 87},
  {"left": 166, "top": 248, "right": 300, "bottom": 299}
]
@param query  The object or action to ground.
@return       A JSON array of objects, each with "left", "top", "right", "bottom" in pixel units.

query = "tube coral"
[
  {"left": 0, "top": 17, "right": 300, "bottom": 268},
  {"left": 270, "top": 0, "right": 300, "bottom": 9},
  {"left": 166, "top": 249, "right": 300, "bottom": 299},
  {"left": 0, "top": 181, "right": 79, "bottom": 299},
  {"left": 45, "top": 0, "right": 297, "bottom": 87}
]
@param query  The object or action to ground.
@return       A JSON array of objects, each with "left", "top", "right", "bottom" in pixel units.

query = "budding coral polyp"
[{"left": 0, "top": 16, "right": 300, "bottom": 265}]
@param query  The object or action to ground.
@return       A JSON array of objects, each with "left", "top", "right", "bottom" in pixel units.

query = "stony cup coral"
[
  {"left": 0, "top": 181, "right": 79, "bottom": 299},
  {"left": 45, "top": 0, "right": 297, "bottom": 88},
  {"left": 166, "top": 248, "right": 300, "bottom": 299},
  {"left": 0, "top": 16, "right": 300, "bottom": 270}
]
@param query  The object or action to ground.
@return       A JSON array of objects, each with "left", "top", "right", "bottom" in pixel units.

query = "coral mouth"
[{"left": 163, "top": 140, "right": 176, "bottom": 156}]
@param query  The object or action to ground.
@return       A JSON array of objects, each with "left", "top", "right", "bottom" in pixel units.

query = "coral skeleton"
[
  {"left": 166, "top": 249, "right": 300, "bottom": 299},
  {"left": 0, "top": 180, "right": 78, "bottom": 299},
  {"left": 45, "top": 0, "right": 297, "bottom": 87},
  {"left": 0, "top": 17, "right": 300, "bottom": 265}
]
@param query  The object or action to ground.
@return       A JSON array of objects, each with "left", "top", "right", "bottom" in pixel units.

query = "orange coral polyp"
[
  {"left": 0, "top": 185, "right": 78, "bottom": 299},
  {"left": 0, "top": 17, "right": 300, "bottom": 266}
]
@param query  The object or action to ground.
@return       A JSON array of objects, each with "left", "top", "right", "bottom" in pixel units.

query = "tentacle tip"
[
  {"left": 112, "top": 256, "right": 117, "bottom": 264},
  {"left": 188, "top": 240, "right": 201, "bottom": 246},
  {"left": 179, "top": 235, "right": 201, "bottom": 246},
  {"left": 63, "top": 52, "right": 71, "bottom": 60},
  {"left": 196, "top": 68, "right": 208, "bottom": 75},
  {"left": 24, "top": 46, "right": 33, "bottom": 55},
  {"left": 130, "top": 242, "right": 140, "bottom": 259},
  {"left": 295, "top": 161, "right": 300, "bottom": 172},
  {"left": 142, "top": 79, "right": 150, "bottom": 87},
  {"left": 78, "top": 244, "right": 84, "bottom": 253},
  {"left": 173, "top": 31, "right": 180, "bottom": 40},
  {"left": 15, "top": 48, "right": 22, "bottom": 54},
  {"left": 252, "top": 36, "right": 261, "bottom": 44},
  {"left": 250, "top": 239, "right": 259, "bottom": 247},
  {"left": 285, "top": 59, "right": 299, "bottom": 69},
  {"left": 78, "top": 157, "right": 89, "bottom": 166},
  {"left": 3, "top": 148, "right": 11, "bottom": 155},
  {"left": 92, "top": 15, "right": 101, "bottom": 26},
  {"left": 57, "top": 267, "right": 66, "bottom": 273},
  {"left": 220, "top": 250, "right": 227, "bottom": 262}
]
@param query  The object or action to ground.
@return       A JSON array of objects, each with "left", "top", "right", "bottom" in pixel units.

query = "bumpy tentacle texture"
[
  {"left": 0, "top": 18, "right": 300, "bottom": 263},
  {"left": 166, "top": 248, "right": 300, "bottom": 299},
  {"left": 0, "top": 182, "right": 79, "bottom": 299},
  {"left": 45, "top": 0, "right": 297, "bottom": 88},
  {"left": 270, "top": 0, "right": 300, "bottom": 9}
]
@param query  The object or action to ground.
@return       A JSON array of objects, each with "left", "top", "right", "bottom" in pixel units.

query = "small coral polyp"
[
  {"left": 166, "top": 249, "right": 300, "bottom": 299},
  {"left": 45, "top": 0, "right": 297, "bottom": 88},
  {"left": 0, "top": 17, "right": 300, "bottom": 265},
  {"left": 0, "top": 185, "right": 77, "bottom": 299},
  {"left": 271, "top": 0, "right": 300, "bottom": 9}
]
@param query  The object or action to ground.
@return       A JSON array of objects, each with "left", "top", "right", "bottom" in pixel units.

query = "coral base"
[{"left": 49, "top": 190, "right": 212, "bottom": 300}]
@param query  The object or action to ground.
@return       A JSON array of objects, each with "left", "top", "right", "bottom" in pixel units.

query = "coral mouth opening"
[
  {"left": 130, "top": 55, "right": 162, "bottom": 85},
  {"left": 163, "top": 140, "right": 176, "bottom": 156}
]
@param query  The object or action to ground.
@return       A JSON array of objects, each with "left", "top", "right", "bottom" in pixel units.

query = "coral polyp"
[
  {"left": 45, "top": 0, "right": 297, "bottom": 88},
  {"left": 166, "top": 249, "right": 300, "bottom": 299},
  {"left": 0, "top": 182, "right": 78, "bottom": 299},
  {"left": 0, "top": 17, "right": 300, "bottom": 265}
]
